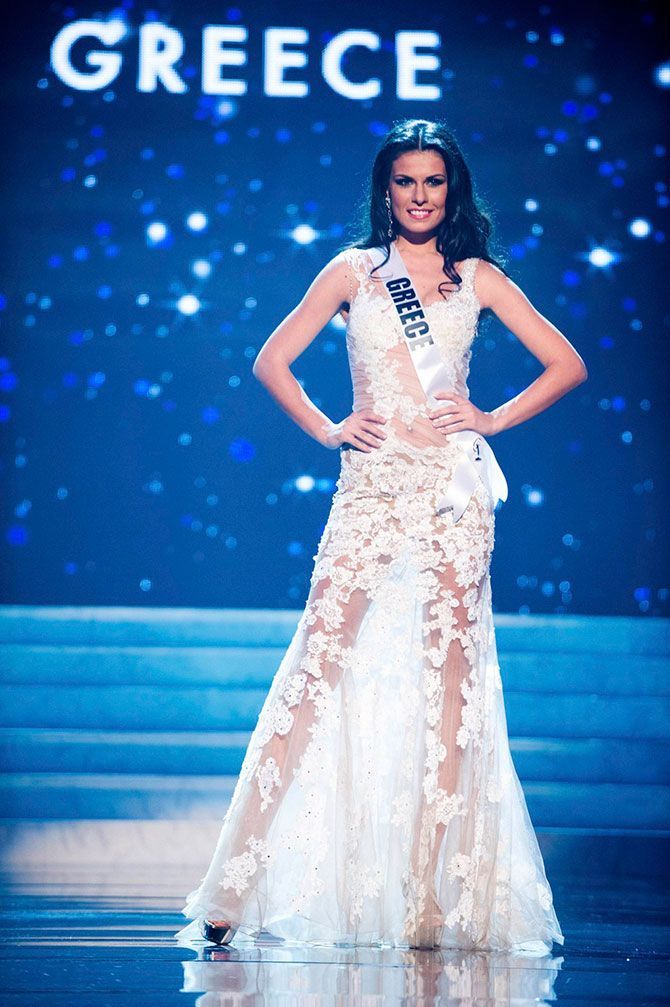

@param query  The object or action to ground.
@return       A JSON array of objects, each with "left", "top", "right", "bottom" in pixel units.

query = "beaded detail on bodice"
[{"left": 340, "top": 246, "right": 482, "bottom": 454}]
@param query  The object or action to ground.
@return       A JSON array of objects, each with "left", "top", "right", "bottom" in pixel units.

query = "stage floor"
[{"left": 0, "top": 863, "right": 668, "bottom": 1005}]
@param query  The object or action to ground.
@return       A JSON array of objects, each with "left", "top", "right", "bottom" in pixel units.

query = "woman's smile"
[{"left": 406, "top": 208, "right": 434, "bottom": 219}]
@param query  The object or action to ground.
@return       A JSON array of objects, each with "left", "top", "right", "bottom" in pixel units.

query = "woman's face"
[{"left": 387, "top": 149, "right": 448, "bottom": 237}]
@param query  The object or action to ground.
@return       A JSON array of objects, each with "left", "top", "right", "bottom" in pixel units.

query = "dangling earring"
[{"left": 385, "top": 191, "right": 394, "bottom": 239}]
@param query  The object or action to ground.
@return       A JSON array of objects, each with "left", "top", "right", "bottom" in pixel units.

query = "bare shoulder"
[
  {"left": 472, "top": 258, "right": 519, "bottom": 311},
  {"left": 300, "top": 248, "right": 350, "bottom": 295},
  {"left": 289, "top": 248, "right": 353, "bottom": 322}
]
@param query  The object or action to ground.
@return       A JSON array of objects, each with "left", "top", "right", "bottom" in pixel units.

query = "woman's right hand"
[{"left": 322, "top": 410, "right": 388, "bottom": 451}]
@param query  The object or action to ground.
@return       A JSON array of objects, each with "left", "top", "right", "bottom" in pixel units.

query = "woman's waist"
[
  {"left": 348, "top": 410, "right": 459, "bottom": 453},
  {"left": 338, "top": 431, "right": 464, "bottom": 494},
  {"left": 351, "top": 388, "right": 469, "bottom": 448}
]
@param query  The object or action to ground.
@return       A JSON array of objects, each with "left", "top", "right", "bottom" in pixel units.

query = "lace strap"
[
  {"left": 340, "top": 247, "right": 376, "bottom": 306},
  {"left": 461, "top": 258, "right": 481, "bottom": 308}
]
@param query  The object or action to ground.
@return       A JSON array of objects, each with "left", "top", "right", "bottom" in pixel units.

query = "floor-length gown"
[{"left": 174, "top": 245, "right": 565, "bottom": 952}]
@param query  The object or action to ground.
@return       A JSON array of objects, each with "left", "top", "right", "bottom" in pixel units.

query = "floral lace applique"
[{"left": 175, "top": 244, "right": 564, "bottom": 954}]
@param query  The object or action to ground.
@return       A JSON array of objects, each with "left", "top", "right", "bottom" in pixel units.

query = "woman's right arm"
[{"left": 252, "top": 252, "right": 387, "bottom": 451}]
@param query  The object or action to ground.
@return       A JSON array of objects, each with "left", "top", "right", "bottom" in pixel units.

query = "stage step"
[
  {"left": 0, "top": 821, "right": 667, "bottom": 881},
  {"left": 0, "top": 643, "right": 668, "bottom": 695},
  {"left": 1, "top": 605, "right": 668, "bottom": 654},
  {"left": 0, "top": 684, "right": 667, "bottom": 738},
  {"left": 0, "top": 772, "right": 667, "bottom": 829},
  {"left": 0, "top": 605, "right": 668, "bottom": 832},
  {"left": 0, "top": 729, "right": 668, "bottom": 784}
]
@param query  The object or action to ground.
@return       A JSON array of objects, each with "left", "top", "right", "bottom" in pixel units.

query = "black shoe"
[{"left": 201, "top": 918, "right": 237, "bottom": 945}]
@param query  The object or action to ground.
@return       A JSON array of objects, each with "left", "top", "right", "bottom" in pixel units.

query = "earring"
[{"left": 384, "top": 191, "right": 394, "bottom": 238}]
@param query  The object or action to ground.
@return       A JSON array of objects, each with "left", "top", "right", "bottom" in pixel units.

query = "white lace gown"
[{"left": 174, "top": 246, "right": 565, "bottom": 952}]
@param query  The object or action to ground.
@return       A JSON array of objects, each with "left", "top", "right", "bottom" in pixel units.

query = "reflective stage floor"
[{"left": 0, "top": 863, "right": 668, "bottom": 1005}]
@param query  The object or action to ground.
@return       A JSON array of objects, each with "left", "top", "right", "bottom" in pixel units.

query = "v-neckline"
[{"left": 389, "top": 242, "right": 468, "bottom": 309}]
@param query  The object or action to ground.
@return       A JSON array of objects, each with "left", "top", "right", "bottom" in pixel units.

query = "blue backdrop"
[{"left": 1, "top": 0, "right": 667, "bottom": 615}]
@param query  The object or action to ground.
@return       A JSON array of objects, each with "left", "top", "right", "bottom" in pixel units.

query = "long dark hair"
[{"left": 339, "top": 118, "right": 511, "bottom": 302}]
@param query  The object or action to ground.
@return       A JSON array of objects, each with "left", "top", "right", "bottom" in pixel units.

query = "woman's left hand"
[{"left": 428, "top": 390, "right": 498, "bottom": 437}]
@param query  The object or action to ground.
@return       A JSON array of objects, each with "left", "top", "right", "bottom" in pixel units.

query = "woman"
[{"left": 175, "top": 118, "right": 586, "bottom": 952}]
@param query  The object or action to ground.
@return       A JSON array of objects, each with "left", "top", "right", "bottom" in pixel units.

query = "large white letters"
[
  {"left": 396, "top": 31, "right": 441, "bottom": 101},
  {"left": 264, "top": 28, "right": 309, "bottom": 97},
  {"left": 50, "top": 19, "right": 125, "bottom": 91},
  {"left": 322, "top": 30, "right": 381, "bottom": 100},
  {"left": 137, "top": 23, "right": 187, "bottom": 93},
  {"left": 202, "top": 25, "right": 248, "bottom": 95},
  {"left": 49, "top": 20, "right": 442, "bottom": 101}
]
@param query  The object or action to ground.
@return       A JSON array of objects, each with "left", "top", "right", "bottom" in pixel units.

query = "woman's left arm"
[{"left": 430, "top": 259, "right": 588, "bottom": 437}]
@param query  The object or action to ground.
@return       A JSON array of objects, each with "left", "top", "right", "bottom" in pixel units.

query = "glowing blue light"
[
  {"left": 201, "top": 406, "right": 220, "bottom": 424},
  {"left": 550, "top": 30, "right": 565, "bottom": 45},
  {"left": 524, "top": 198, "right": 539, "bottom": 212},
  {"left": 629, "top": 217, "right": 652, "bottom": 238},
  {"left": 192, "top": 259, "right": 212, "bottom": 278},
  {"left": 586, "top": 136, "right": 601, "bottom": 151},
  {"left": 588, "top": 246, "right": 616, "bottom": 268},
  {"left": 524, "top": 486, "right": 545, "bottom": 507},
  {"left": 186, "top": 211, "right": 208, "bottom": 231},
  {"left": 136, "top": 293, "right": 150, "bottom": 306},
  {"left": 653, "top": 62, "right": 670, "bottom": 88},
  {"left": 177, "top": 294, "right": 201, "bottom": 316},
  {"left": 216, "top": 98, "right": 237, "bottom": 118},
  {"left": 229, "top": 438, "right": 256, "bottom": 462},
  {"left": 7, "top": 524, "right": 28, "bottom": 546},
  {"left": 233, "top": 242, "right": 246, "bottom": 255},
  {"left": 292, "top": 224, "right": 318, "bottom": 245},
  {"left": 295, "top": 475, "right": 315, "bottom": 492},
  {"left": 146, "top": 221, "right": 168, "bottom": 243},
  {"left": 83, "top": 175, "right": 97, "bottom": 187}
]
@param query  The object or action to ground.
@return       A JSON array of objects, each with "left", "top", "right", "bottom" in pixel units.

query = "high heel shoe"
[
  {"left": 200, "top": 918, "right": 238, "bottom": 945},
  {"left": 401, "top": 877, "right": 444, "bottom": 949}
]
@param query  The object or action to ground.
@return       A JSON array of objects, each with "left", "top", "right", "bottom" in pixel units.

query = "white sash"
[{"left": 367, "top": 242, "right": 508, "bottom": 523}]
